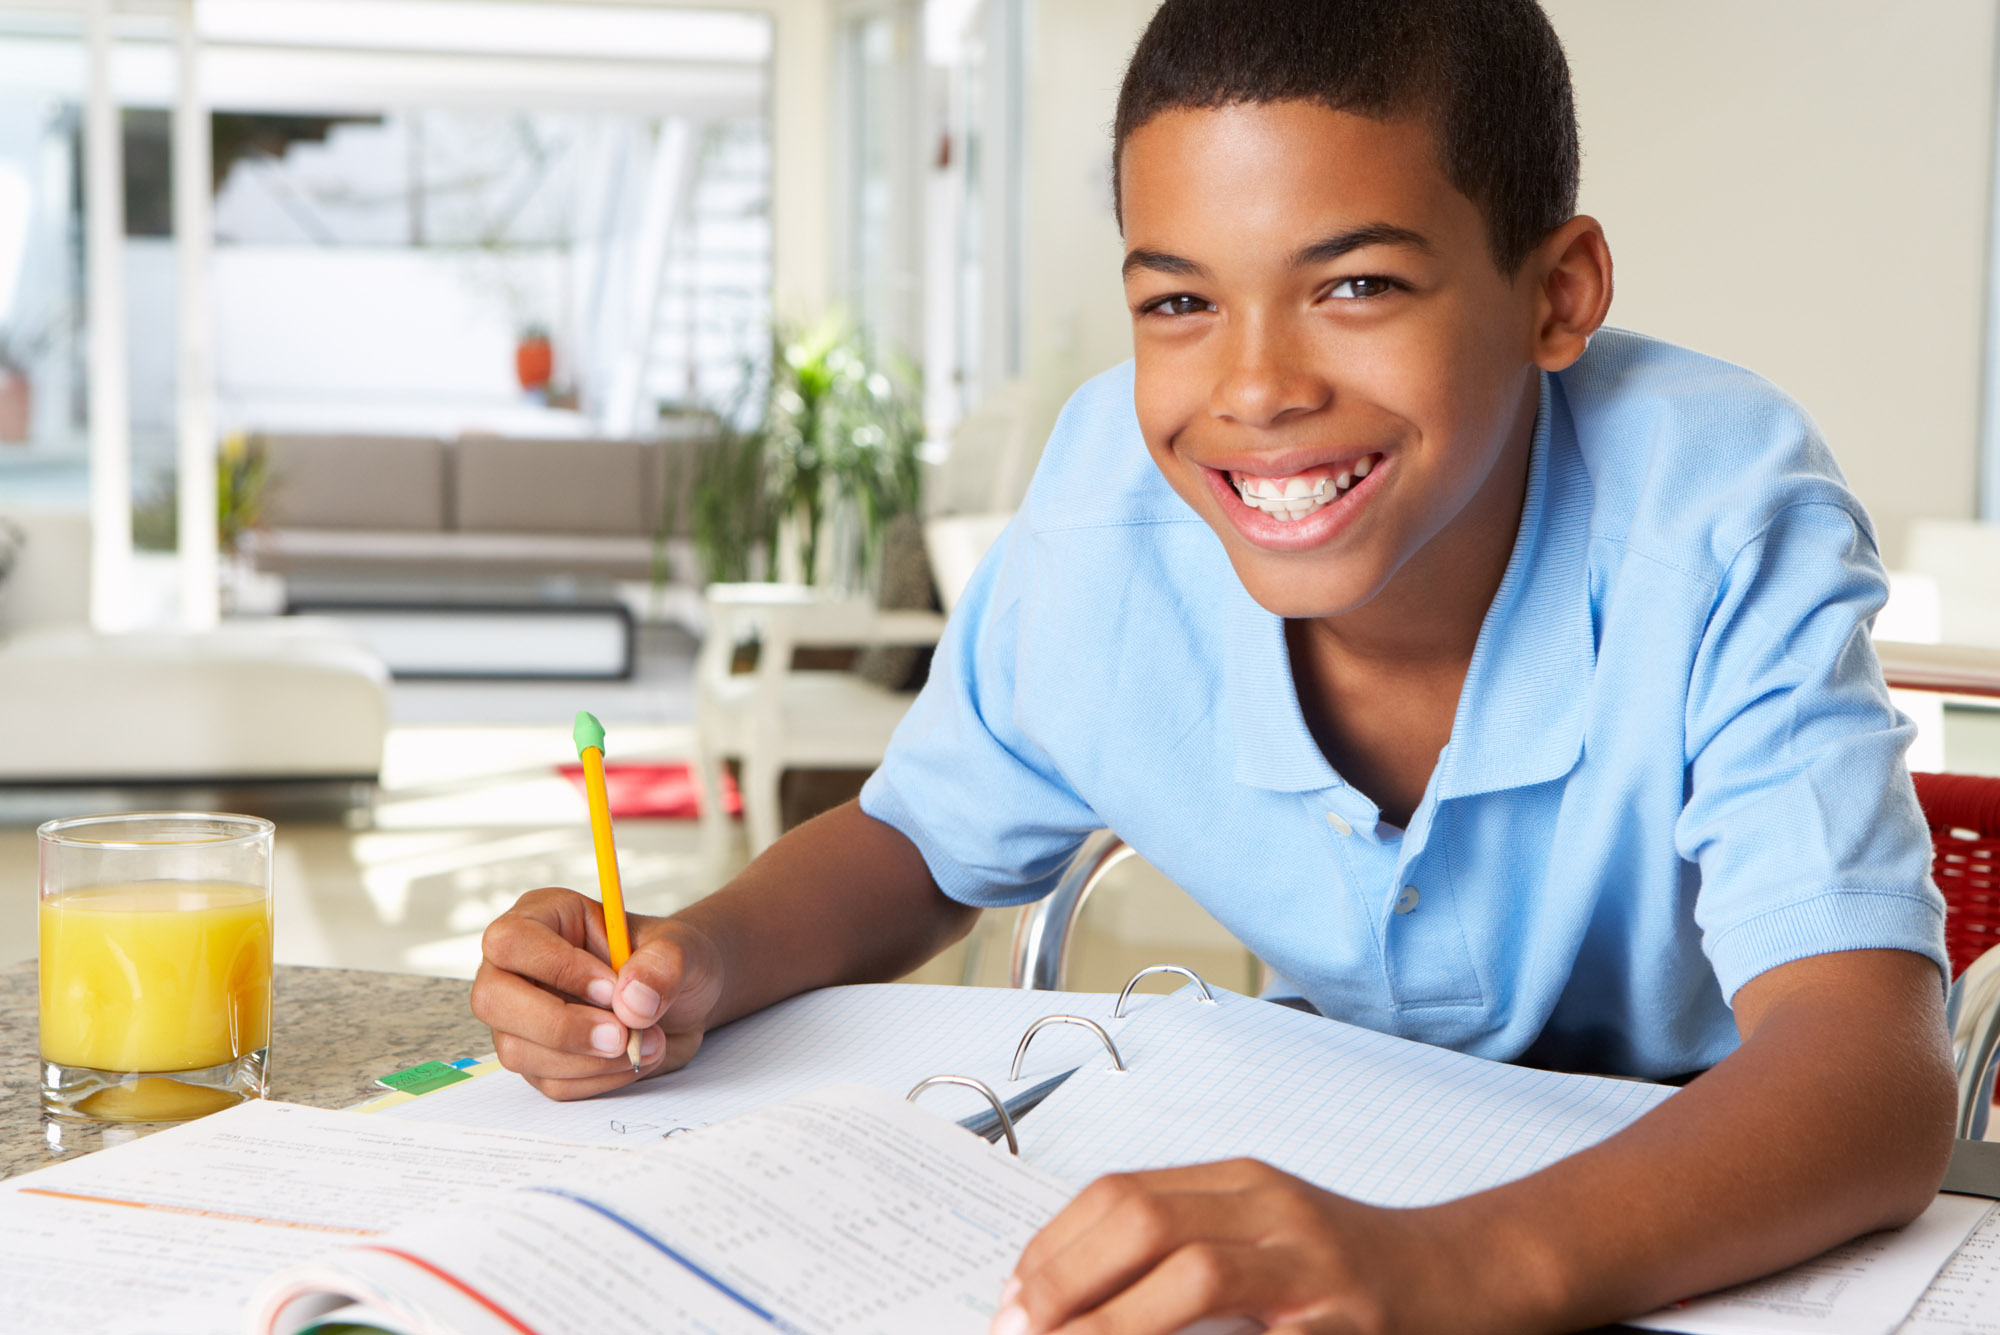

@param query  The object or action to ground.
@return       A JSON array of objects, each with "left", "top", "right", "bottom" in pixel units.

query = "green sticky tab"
[
  {"left": 374, "top": 1061, "right": 473, "bottom": 1096},
  {"left": 573, "top": 709, "right": 606, "bottom": 760}
]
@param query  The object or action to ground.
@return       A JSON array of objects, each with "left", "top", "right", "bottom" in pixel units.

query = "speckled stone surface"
[{"left": 0, "top": 960, "right": 493, "bottom": 1179}]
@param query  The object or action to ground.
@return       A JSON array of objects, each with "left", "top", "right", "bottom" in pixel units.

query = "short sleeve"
[
  {"left": 1676, "top": 501, "right": 1947, "bottom": 999},
  {"left": 860, "top": 521, "right": 1104, "bottom": 906}
]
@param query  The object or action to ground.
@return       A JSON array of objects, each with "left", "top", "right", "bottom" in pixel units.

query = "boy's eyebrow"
[
  {"left": 1292, "top": 223, "right": 1434, "bottom": 266},
  {"left": 1121, "top": 224, "right": 1436, "bottom": 281},
  {"left": 1122, "top": 248, "right": 1209, "bottom": 280}
]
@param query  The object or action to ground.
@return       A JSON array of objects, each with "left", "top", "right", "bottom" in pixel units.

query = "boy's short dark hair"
[{"left": 1115, "top": 0, "right": 1579, "bottom": 272}]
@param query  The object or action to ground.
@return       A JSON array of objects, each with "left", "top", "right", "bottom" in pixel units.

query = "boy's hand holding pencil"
[{"left": 470, "top": 713, "right": 727, "bottom": 1101}]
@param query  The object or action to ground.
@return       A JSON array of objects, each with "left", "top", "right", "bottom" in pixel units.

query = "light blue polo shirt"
[{"left": 860, "top": 329, "right": 1947, "bottom": 1079}]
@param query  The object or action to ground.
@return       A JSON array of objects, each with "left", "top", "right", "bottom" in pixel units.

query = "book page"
[
  {"left": 1019, "top": 987, "right": 1674, "bottom": 1202},
  {"left": 1627, "top": 1196, "right": 1992, "bottom": 1335},
  {"left": 1897, "top": 1201, "right": 2000, "bottom": 1334},
  {"left": 254, "top": 1085, "right": 1078, "bottom": 1335},
  {"left": 0, "top": 1100, "right": 629, "bottom": 1335},
  {"left": 380, "top": 982, "right": 1132, "bottom": 1143}
]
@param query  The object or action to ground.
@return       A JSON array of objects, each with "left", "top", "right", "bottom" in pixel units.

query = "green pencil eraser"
[
  {"left": 374, "top": 1061, "right": 474, "bottom": 1096},
  {"left": 573, "top": 710, "right": 606, "bottom": 760}
]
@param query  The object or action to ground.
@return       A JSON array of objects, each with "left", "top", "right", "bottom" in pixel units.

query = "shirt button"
[
  {"left": 1325, "top": 812, "right": 1352, "bottom": 837},
  {"left": 1395, "top": 885, "right": 1420, "bottom": 914}
]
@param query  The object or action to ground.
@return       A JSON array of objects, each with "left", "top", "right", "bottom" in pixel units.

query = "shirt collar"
[
  {"left": 1434, "top": 372, "right": 1594, "bottom": 800},
  {"left": 1224, "top": 585, "right": 1340, "bottom": 792},
  {"left": 1224, "top": 372, "right": 1593, "bottom": 801}
]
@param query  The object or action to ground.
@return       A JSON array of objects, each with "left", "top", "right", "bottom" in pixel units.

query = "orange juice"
[{"left": 39, "top": 881, "right": 272, "bottom": 1073}]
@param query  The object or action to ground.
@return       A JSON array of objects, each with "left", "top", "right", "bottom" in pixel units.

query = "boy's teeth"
[{"left": 1231, "top": 456, "right": 1378, "bottom": 522}]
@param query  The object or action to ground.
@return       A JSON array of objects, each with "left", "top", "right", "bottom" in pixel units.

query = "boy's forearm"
[
  {"left": 1444, "top": 949, "right": 1956, "bottom": 1330},
  {"left": 669, "top": 799, "right": 979, "bottom": 1028}
]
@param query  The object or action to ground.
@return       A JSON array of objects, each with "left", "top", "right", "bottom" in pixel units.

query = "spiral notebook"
[
  {"left": 0, "top": 971, "right": 1988, "bottom": 1335},
  {"left": 376, "top": 970, "right": 1681, "bottom": 1207}
]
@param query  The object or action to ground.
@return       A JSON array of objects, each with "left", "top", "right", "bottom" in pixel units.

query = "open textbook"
[{"left": 0, "top": 980, "right": 1990, "bottom": 1335}]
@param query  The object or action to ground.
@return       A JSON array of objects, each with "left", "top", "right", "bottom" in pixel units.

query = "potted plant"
[
  {"left": 761, "top": 318, "right": 922, "bottom": 593},
  {"left": 686, "top": 318, "right": 923, "bottom": 595}
]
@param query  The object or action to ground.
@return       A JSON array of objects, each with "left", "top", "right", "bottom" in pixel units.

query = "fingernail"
[
  {"left": 585, "top": 978, "right": 614, "bottom": 1007},
  {"left": 623, "top": 980, "right": 662, "bottom": 1022},
  {"left": 989, "top": 1304, "right": 1028, "bottom": 1335},
  {"left": 999, "top": 1277, "right": 1020, "bottom": 1305},
  {"left": 590, "top": 1022, "right": 622, "bottom": 1055},
  {"left": 640, "top": 1030, "right": 663, "bottom": 1060}
]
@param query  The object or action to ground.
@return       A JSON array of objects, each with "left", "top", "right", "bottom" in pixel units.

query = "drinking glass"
[{"left": 38, "top": 813, "right": 274, "bottom": 1122}]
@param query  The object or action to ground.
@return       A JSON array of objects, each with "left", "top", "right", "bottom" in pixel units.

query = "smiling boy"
[{"left": 472, "top": 0, "right": 1958, "bottom": 1330}]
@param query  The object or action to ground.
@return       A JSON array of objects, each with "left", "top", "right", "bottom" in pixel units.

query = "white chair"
[
  {"left": 693, "top": 583, "right": 951, "bottom": 860},
  {"left": 692, "top": 365, "right": 1031, "bottom": 867},
  {"left": 693, "top": 514, "right": 1014, "bottom": 860}
]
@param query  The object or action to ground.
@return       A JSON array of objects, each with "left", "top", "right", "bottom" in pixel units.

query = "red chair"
[
  {"left": 1913, "top": 772, "right": 2000, "bottom": 978},
  {"left": 1912, "top": 772, "right": 2000, "bottom": 1138}
]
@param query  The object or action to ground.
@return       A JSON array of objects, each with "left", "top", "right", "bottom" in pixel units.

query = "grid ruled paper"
[
  {"left": 1016, "top": 987, "right": 1675, "bottom": 1203},
  {"left": 378, "top": 983, "right": 1130, "bottom": 1144}
]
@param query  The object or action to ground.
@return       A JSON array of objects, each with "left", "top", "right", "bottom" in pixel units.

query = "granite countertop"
[{"left": 0, "top": 960, "right": 495, "bottom": 1178}]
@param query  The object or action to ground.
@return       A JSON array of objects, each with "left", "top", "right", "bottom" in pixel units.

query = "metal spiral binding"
[
  {"left": 1114, "top": 964, "right": 1216, "bottom": 1018},
  {"left": 907, "top": 1074, "right": 1019, "bottom": 1155},
  {"left": 1010, "top": 1015, "right": 1125, "bottom": 1082}
]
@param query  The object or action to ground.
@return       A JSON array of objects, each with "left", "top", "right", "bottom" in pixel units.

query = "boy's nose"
[{"left": 1209, "top": 329, "right": 1330, "bottom": 429}]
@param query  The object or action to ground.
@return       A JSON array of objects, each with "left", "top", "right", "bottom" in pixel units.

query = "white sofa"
[{"left": 0, "top": 511, "right": 389, "bottom": 786}]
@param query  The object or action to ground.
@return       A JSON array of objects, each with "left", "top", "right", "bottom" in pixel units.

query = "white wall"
[
  {"left": 1543, "top": 0, "right": 1998, "bottom": 565},
  {"left": 211, "top": 247, "right": 563, "bottom": 410},
  {"left": 719, "top": 0, "right": 835, "bottom": 321},
  {"left": 1016, "top": 0, "right": 1154, "bottom": 455}
]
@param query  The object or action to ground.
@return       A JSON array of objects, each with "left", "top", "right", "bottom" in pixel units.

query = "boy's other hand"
[
  {"left": 472, "top": 886, "right": 726, "bottom": 1101},
  {"left": 994, "top": 1160, "right": 1519, "bottom": 1335}
]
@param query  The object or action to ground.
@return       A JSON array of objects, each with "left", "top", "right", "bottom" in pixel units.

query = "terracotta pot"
[
  {"left": 0, "top": 368, "right": 28, "bottom": 443},
  {"left": 515, "top": 336, "right": 553, "bottom": 392},
  {"left": 0, "top": 369, "right": 29, "bottom": 444}
]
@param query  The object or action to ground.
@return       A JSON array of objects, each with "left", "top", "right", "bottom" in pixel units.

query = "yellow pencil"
[{"left": 574, "top": 710, "right": 641, "bottom": 1073}]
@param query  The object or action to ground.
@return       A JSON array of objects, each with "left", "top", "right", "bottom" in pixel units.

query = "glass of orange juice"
[{"left": 38, "top": 812, "right": 274, "bottom": 1122}]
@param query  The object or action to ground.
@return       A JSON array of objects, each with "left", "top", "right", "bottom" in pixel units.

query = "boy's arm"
[
  {"left": 998, "top": 946, "right": 1957, "bottom": 1335},
  {"left": 471, "top": 799, "right": 977, "bottom": 1101}
]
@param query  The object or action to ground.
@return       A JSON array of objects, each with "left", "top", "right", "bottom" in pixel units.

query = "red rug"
[{"left": 557, "top": 762, "right": 741, "bottom": 820}]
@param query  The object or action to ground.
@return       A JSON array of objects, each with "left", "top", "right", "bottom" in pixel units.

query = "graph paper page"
[
  {"left": 1016, "top": 987, "right": 1674, "bottom": 1203},
  {"left": 381, "top": 983, "right": 1130, "bottom": 1144},
  {"left": 1023, "top": 990, "right": 1989, "bottom": 1335}
]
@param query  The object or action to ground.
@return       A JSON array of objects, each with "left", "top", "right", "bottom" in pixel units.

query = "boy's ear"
[{"left": 1525, "top": 216, "right": 1613, "bottom": 373}]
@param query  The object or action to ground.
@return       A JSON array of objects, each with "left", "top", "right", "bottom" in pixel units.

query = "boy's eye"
[
  {"left": 1327, "top": 276, "right": 1398, "bottom": 300},
  {"left": 1142, "top": 294, "right": 1216, "bottom": 318}
]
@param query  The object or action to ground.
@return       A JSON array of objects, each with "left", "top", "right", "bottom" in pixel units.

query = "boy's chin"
[{"left": 1228, "top": 556, "right": 1387, "bottom": 622}]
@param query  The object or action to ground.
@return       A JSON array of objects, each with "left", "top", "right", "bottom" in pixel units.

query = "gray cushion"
[
  {"left": 455, "top": 438, "right": 660, "bottom": 536},
  {"left": 260, "top": 435, "right": 447, "bottom": 531}
]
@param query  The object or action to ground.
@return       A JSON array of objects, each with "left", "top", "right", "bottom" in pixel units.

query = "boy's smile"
[{"left": 1120, "top": 101, "right": 1597, "bottom": 628}]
